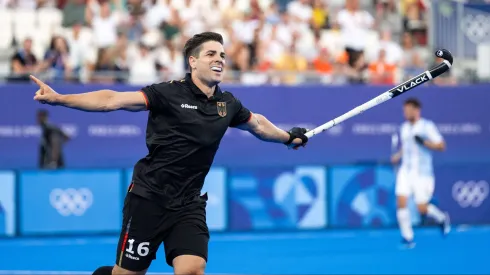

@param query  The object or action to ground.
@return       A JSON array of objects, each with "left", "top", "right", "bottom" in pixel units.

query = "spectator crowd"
[{"left": 2, "top": 0, "right": 458, "bottom": 85}]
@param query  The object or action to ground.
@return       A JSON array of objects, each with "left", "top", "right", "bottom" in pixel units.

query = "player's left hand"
[
  {"left": 284, "top": 127, "right": 308, "bottom": 150},
  {"left": 30, "top": 75, "right": 60, "bottom": 105},
  {"left": 414, "top": 135, "right": 425, "bottom": 145}
]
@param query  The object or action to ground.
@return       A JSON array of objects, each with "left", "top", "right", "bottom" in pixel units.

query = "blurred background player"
[
  {"left": 391, "top": 98, "right": 450, "bottom": 248},
  {"left": 37, "top": 109, "right": 70, "bottom": 169}
]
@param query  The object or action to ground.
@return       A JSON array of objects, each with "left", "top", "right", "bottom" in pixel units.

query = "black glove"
[
  {"left": 414, "top": 135, "right": 425, "bottom": 145},
  {"left": 284, "top": 127, "right": 308, "bottom": 148}
]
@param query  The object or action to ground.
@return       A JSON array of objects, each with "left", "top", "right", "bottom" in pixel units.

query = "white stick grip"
[{"left": 305, "top": 90, "right": 393, "bottom": 138}]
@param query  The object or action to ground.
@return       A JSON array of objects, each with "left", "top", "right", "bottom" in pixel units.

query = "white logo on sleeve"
[{"left": 181, "top": 104, "right": 197, "bottom": 110}]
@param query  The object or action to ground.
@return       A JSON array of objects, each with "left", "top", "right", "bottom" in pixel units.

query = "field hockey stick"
[{"left": 299, "top": 49, "right": 453, "bottom": 141}]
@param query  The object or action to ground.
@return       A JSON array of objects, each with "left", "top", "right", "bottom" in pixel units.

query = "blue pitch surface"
[{"left": 0, "top": 226, "right": 489, "bottom": 274}]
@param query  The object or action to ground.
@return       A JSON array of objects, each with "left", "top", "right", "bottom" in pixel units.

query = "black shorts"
[{"left": 115, "top": 189, "right": 209, "bottom": 271}]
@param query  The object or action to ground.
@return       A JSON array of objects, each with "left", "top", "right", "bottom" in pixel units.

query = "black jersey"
[{"left": 130, "top": 73, "right": 252, "bottom": 208}]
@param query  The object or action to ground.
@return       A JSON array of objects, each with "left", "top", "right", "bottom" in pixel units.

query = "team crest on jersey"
[{"left": 217, "top": 102, "right": 227, "bottom": 117}]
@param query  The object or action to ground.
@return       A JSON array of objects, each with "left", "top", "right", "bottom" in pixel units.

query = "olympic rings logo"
[
  {"left": 49, "top": 188, "right": 93, "bottom": 216},
  {"left": 461, "top": 13, "right": 490, "bottom": 44},
  {"left": 452, "top": 180, "right": 489, "bottom": 208}
]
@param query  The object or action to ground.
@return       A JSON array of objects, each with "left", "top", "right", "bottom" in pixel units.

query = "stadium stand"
[{"left": 0, "top": 0, "right": 477, "bottom": 85}]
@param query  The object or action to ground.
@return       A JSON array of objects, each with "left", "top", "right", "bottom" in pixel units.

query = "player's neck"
[
  {"left": 191, "top": 73, "right": 216, "bottom": 98},
  {"left": 409, "top": 117, "right": 421, "bottom": 124}
]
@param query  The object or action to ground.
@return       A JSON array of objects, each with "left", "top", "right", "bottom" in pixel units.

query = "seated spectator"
[
  {"left": 251, "top": 40, "right": 273, "bottom": 73},
  {"left": 122, "top": 7, "right": 147, "bottom": 42},
  {"left": 128, "top": 42, "right": 158, "bottom": 85},
  {"left": 368, "top": 49, "right": 397, "bottom": 85},
  {"left": 65, "top": 22, "right": 92, "bottom": 82},
  {"left": 248, "top": 0, "right": 264, "bottom": 21},
  {"left": 263, "top": 1, "right": 281, "bottom": 25},
  {"left": 260, "top": 21, "right": 289, "bottom": 64},
  {"left": 342, "top": 51, "right": 368, "bottom": 84},
  {"left": 91, "top": 47, "right": 117, "bottom": 84},
  {"left": 222, "top": 0, "right": 244, "bottom": 25},
  {"left": 111, "top": 32, "right": 130, "bottom": 83},
  {"left": 312, "top": 47, "right": 334, "bottom": 75},
  {"left": 40, "top": 36, "right": 73, "bottom": 81},
  {"left": 202, "top": 0, "right": 224, "bottom": 30},
  {"left": 311, "top": 47, "right": 340, "bottom": 84},
  {"left": 311, "top": 0, "right": 329, "bottom": 31},
  {"left": 403, "top": 1, "right": 428, "bottom": 45},
  {"left": 226, "top": 30, "right": 251, "bottom": 72},
  {"left": 375, "top": 0, "right": 403, "bottom": 42},
  {"left": 144, "top": 0, "right": 171, "bottom": 30},
  {"left": 400, "top": 31, "right": 426, "bottom": 79},
  {"left": 86, "top": 1, "right": 121, "bottom": 49},
  {"left": 336, "top": 0, "right": 374, "bottom": 68},
  {"left": 274, "top": 35, "right": 308, "bottom": 84},
  {"left": 240, "top": 40, "right": 271, "bottom": 85},
  {"left": 159, "top": 6, "right": 182, "bottom": 42},
  {"left": 378, "top": 30, "right": 403, "bottom": 66},
  {"left": 9, "top": 38, "right": 39, "bottom": 82},
  {"left": 287, "top": 0, "right": 313, "bottom": 31},
  {"left": 157, "top": 41, "right": 185, "bottom": 81}
]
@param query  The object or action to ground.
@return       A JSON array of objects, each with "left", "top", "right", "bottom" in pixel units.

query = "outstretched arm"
[
  {"left": 425, "top": 141, "right": 446, "bottom": 151},
  {"left": 414, "top": 122, "right": 446, "bottom": 152},
  {"left": 236, "top": 113, "right": 308, "bottom": 148},
  {"left": 415, "top": 136, "right": 446, "bottom": 151},
  {"left": 31, "top": 75, "right": 147, "bottom": 112},
  {"left": 391, "top": 149, "right": 402, "bottom": 164},
  {"left": 236, "top": 113, "right": 290, "bottom": 143},
  {"left": 56, "top": 90, "right": 147, "bottom": 112}
]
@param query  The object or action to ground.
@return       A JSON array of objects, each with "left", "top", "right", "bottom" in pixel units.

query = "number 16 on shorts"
[{"left": 125, "top": 239, "right": 150, "bottom": 260}]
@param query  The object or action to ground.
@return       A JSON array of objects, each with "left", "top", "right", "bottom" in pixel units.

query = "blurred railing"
[{"left": 2, "top": 66, "right": 482, "bottom": 86}]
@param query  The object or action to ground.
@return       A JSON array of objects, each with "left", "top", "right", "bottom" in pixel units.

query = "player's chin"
[{"left": 210, "top": 71, "right": 224, "bottom": 83}]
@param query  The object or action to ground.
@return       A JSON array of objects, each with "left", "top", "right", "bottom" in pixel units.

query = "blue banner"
[
  {"left": 433, "top": 164, "right": 490, "bottom": 224},
  {"left": 0, "top": 171, "right": 16, "bottom": 236},
  {"left": 329, "top": 165, "right": 397, "bottom": 227},
  {"left": 228, "top": 166, "right": 327, "bottom": 230},
  {"left": 1, "top": 84, "right": 490, "bottom": 169},
  {"left": 201, "top": 168, "right": 228, "bottom": 231},
  {"left": 125, "top": 167, "right": 228, "bottom": 231},
  {"left": 19, "top": 170, "right": 123, "bottom": 235}
]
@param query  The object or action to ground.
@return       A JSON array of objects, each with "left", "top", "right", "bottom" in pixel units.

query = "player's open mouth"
[{"left": 211, "top": 66, "right": 222, "bottom": 72}]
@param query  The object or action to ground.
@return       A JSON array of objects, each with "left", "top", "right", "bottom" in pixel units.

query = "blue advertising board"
[
  {"left": 329, "top": 165, "right": 398, "bottom": 227},
  {"left": 200, "top": 168, "right": 227, "bottom": 231},
  {"left": 1, "top": 84, "right": 489, "bottom": 169},
  {"left": 125, "top": 167, "right": 228, "bottom": 231},
  {"left": 228, "top": 166, "right": 327, "bottom": 231},
  {"left": 19, "top": 170, "right": 123, "bottom": 235},
  {"left": 0, "top": 171, "right": 16, "bottom": 236},
  {"left": 433, "top": 164, "right": 490, "bottom": 224}
]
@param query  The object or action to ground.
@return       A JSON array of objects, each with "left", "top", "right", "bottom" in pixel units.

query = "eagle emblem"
[{"left": 217, "top": 102, "right": 227, "bottom": 117}]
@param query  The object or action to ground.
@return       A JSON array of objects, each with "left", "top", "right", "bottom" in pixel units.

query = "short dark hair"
[
  {"left": 183, "top": 32, "right": 224, "bottom": 67},
  {"left": 404, "top": 97, "right": 421, "bottom": 109}
]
